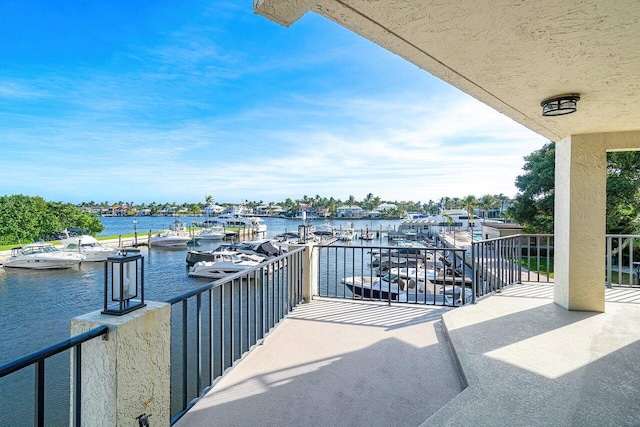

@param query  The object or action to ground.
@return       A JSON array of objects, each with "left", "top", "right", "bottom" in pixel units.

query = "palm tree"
[
  {"left": 497, "top": 193, "right": 510, "bottom": 217},
  {"left": 461, "top": 195, "right": 477, "bottom": 239},
  {"left": 479, "top": 194, "right": 498, "bottom": 218}
]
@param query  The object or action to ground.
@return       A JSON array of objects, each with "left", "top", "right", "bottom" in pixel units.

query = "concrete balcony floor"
[
  {"left": 177, "top": 284, "right": 640, "bottom": 426},
  {"left": 176, "top": 298, "right": 464, "bottom": 427},
  {"left": 427, "top": 283, "right": 640, "bottom": 427}
]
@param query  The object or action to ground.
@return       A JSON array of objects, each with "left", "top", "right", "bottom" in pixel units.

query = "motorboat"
[
  {"left": 2, "top": 243, "right": 85, "bottom": 269},
  {"left": 336, "top": 228, "right": 356, "bottom": 241},
  {"left": 186, "top": 240, "right": 282, "bottom": 266},
  {"left": 187, "top": 250, "right": 265, "bottom": 279},
  {"left": 60, "top": 235, "right": 119, "bottom": 262},
  {"left": 208, "top": 206, "right": 267, "bottom": 234},
  {"left": 359, "top": 231, "right": 375, "bottom": 240},
  {"left": 341, "top": 273, "right": 406, "bottom": 300},
  {"left": 313, "top": 223, "right": 335, "bottom": 236},
  {"left": 341, "top": 273, "right": 454, "bottom": 304},
  {"left": 198, "top": 226, "right": 225, "bottom": 240},
  {"left": 149, "top": 230, "right": 191, "bottom": 248}
]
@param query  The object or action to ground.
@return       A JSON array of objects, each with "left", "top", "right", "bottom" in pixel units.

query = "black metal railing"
[
  {"left": 470, "top": 234, "right": 554, "bottom": 298},
  {"left": 0, "top": 325, "right": 109, "bottom": 427},
  {"left": 606, "top": 234, "right": 640, "bottom": 287},
  {"left": 316, "top": 244, "right": 471, "bottom": 306},
  {"left": 166, "top": 246, "right": 305, "bottom": 425}
]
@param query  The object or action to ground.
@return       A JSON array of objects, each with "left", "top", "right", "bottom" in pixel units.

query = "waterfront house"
[
  {"left": 336, "top": 205, "right": 365, "bottom": 218},
  {"left": 202, "top": 203, "right": 225, "bottom": 217},
  {"left": 369, "top": 202, "right": 397, "bottom": 217}
]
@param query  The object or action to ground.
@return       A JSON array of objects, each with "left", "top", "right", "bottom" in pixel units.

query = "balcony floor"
[
  {"left": 175, "top": 298, "right": 464, "bottom": 427},
  {"left": 425, "top": 283, "right": 640, "bottom": 426}
]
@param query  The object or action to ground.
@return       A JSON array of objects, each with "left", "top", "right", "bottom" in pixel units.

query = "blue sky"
[{"left": 0, "top": 1, "right": 548, "bottom": 205}]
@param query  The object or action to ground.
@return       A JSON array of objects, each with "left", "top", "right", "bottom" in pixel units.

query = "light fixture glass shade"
[{"left": 541, "top": 94, "right": 580, "bottom": 116}]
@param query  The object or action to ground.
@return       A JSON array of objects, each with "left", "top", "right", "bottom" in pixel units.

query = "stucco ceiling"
[{"left": 255, "top": 0, "right": 640, "bottom": 141}]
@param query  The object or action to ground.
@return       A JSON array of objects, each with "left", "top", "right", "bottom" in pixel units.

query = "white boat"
[
  {"left": 341, "top": 273, "right": 454, "bottom": 304},
  {"left": 198, "top": 226, "right": 226, "bottom": 240},
  {"left": 186, "top": 240, "right": 282, "bottom": 266},
  {"left": 149, "top": 230, "right": 191, "bottom": 248},
  {"left": 60, "top": 235, "right": 119, "bottom": 261},
  {"left": 336, "top": 228, "right": 356, "bottom": 241},
  {"left": 313, "top": 223, "right": 335, "bottom": 236},
  {"left": 2, "top": 243, "right": 85, "bottom": 269},
  {"left": 208, "top": 206, "right": 267, "bottom": 234},
  {"left": 188, "top": 250, "right": 265, "bottom": 279}
]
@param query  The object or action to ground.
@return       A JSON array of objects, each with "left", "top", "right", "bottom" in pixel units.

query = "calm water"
[{"left": 0, "top": 216, "right": 399, "bottom": 426}]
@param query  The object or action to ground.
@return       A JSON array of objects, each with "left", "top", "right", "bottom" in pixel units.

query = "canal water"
[{"left": 0, "top": 216, "right": 399, "bottom": 426}]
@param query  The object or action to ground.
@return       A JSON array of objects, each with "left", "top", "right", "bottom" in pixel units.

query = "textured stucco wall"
[
  {"left": 70, "top": 301, "right": 171, "bottom": 426},
  {"left": 290, "top": 244, "right": 316, "bottom": 302},
  {"left": 555, "top": 131, "right": 640, "bottom": 312}
]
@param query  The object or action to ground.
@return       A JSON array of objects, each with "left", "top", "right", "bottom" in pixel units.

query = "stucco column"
[
  {"left": 554, "top": 134, "right": 607, "bottom": 312},
  {"left": 291, "top": 243, "right": 318, "bottom": 302},
  {"left": 70, "top": 301, "right": 171, "bottom": 426}
]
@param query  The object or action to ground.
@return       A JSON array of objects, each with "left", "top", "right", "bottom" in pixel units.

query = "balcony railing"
[
  {"left": 165, "top": 247, "right": 305, "bottom": 424},
  {"left": 2, "top": 233, "right": 638, "bottom": 426},
  {"left": 316, "top": 244, "right": 472, "bottom": 306},
  {"left": 606, "top": 234, "right": 640, "bottom": 286},
  {"left": 0, "top": 325, "right": 109, "bottom": 427},
  {"left": 471, "top": 234, "right": 554, "bottom": 298}
]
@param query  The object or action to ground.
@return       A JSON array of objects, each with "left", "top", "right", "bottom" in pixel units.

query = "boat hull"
[{"left": 3, "top": 257, "right": 82, "bottom": 269}]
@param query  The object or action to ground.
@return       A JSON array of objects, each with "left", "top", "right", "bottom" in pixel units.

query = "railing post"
[
  {"left": 292, "top": 243, "right": 318, "bottom": 303},
  {"left": 471, "top": 244, "right": 476, "bottom": 304},
  {"left": 70, "top": 301, "right": 171, "bottom": 426}
]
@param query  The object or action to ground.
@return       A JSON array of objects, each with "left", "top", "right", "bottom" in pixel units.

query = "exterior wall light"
[
  {"left": 102, "top": 252, "right": 145, "bottom": 315},
  {"left": 541, "top": 94, "right": 580, "bottom": 116}
]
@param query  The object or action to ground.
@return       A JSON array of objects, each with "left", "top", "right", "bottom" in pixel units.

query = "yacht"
[
  {"left": 2, "top": 243, "right": 85, "bottom": 269},
  {"left": 198, "top": 226, "right": 226, "bottom": 241},
  {"left": 149, "top": 230, "right": 191, "bottom": 248},
  {"left": 208, "top": 206, "right": 267, "bottom": 234},
  {"left": 336, "top": 228, "right": 356, "bottom": 241},
  {"left": 187, "top": 250, "right": 265, "bottom": 279},
  {"left": 60, "top": 235, "right": 119, "bottom": 261},
  {"left": 341, "top": 273, "right": 453, "bottom": 304},
  {"left": 186, "top": 240, "right": 282, "bottom": 267}
]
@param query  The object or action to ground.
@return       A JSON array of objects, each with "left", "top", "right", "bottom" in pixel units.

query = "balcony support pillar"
[
  {"left": 70, "top": 301, "right": 171, "bottom": 426},
  {"left": 555, "top": 131, "right": 640, "bottom": 312},
  {"left": 291, "top": 244, "right": 318, "bottom": 303}
]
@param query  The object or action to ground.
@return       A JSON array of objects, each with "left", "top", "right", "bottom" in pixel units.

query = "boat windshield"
[
  {"left": 21, "top": 245, "right": 58, "bottom": 255},
  {"left": 381, "top": 274, "right": 399, "bottom": 283}
]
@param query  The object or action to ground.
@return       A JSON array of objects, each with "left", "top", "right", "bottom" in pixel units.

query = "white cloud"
[{"left": 0, "top": 2, "right": 549, "bottom": 204}]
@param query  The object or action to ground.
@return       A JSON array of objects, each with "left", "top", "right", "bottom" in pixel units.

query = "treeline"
[
  {"left": 508, "top": 142, "right": 640, "bottom": 234},
  {"left": 0, "top": 195, "right": 104, "bottom": 245}
]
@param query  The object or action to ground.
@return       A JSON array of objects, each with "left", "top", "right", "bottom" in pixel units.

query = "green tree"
[
  {"left": 507, "top": 142, "right": 556, "bottom": 232},
  {"left": 508, "top": 142, "right": 640, "bottom": 234},
  {"left": 478, "top": 194, "right": 497, "bottom": 218},
  {"left": 0, "top": 195, "right": 104, "bottom": 245}
]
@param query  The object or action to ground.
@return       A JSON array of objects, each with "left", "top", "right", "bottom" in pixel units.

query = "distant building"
[
  {"left": 336, "top": 205, "right": 365, "bottom": 218},
  {"left": 255, "top": 205, "right": 284, "bottom": 216},
  {"left": 101, "top": 205, "right": 129, "bottom": 217},
  {"left": 370, "top": 203, "right": 397, "bottom": 217},
  {"left": 202, "top": 203, "right": 225, "bottom": 217}
]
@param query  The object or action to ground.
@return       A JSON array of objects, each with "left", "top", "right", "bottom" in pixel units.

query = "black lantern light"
[
  {"left": 102, "top": 252, "right": 145, "bottom": 316},
  {"left": 541, "top": 94, "right": 580, "bottom": 116}
]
